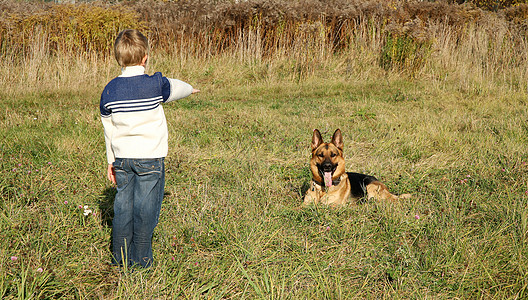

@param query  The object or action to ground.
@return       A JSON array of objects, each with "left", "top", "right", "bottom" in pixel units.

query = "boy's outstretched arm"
[
  {"left": 107, "top": 164, "right": 116, "bottom": 185},
  {"left": 192, "top": 89, "right": 200, "bottom": 94}
]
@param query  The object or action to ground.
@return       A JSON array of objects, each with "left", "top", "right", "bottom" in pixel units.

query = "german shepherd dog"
[{"left": 303, "top": 129, "right": 410, "bottom": 206}]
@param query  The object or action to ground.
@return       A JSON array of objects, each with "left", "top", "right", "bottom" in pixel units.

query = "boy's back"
[
  {"left": 100, "top": 67, "right": 192, "bottom": 164},
  {"left": 100, "top": 29, "right": 198, "bottom": 268}
]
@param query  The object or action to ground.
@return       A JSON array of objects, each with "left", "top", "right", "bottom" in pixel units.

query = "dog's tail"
[
  {"left": 366, "top": 182, "right": 411, "bottom": 201},
  {"left": 396, "top": 193, "right": 412, "bottom": 200}
]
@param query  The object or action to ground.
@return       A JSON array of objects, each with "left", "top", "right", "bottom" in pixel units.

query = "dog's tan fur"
[{"left": 303, "top": 129, "right": 410, "bottom": 206}]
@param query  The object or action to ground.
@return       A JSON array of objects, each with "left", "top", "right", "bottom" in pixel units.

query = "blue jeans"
[{"left": 111, "top": 158, "right": 165, "bottom": 268}]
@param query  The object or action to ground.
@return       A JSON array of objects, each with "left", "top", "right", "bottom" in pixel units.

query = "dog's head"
[{"left": 309, "top": 129, "right": 346, "bottom": 187}]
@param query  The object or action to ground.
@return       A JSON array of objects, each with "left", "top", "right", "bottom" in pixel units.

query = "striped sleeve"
[{"left": 100, "top": 93, "right": 112, "bottom": 117}]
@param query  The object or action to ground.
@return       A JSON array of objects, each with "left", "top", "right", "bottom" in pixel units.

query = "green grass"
[{"left": 1, "top": 55, "right": 528, "bottom": 299}]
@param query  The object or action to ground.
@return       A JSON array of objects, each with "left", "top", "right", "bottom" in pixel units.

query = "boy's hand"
[
  {"left": 107, "top": 164, "right": 116, "bottom": 185},
  {"left": 192, "top": 89, "right": 200, "bottom": 94}
]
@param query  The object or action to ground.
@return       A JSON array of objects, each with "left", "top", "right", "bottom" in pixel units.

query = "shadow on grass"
[
  {"left": 100, "top": 187, "right": 116, "bottom": 228},
  {"left": 99, "top": 187, "right": 116, "bottom": 256},
  {"left": 97, "top": 188, "right": 171, "bottom": 229},
  {"left": 300, "top": 180, "right": 310, "bottom": 200}
]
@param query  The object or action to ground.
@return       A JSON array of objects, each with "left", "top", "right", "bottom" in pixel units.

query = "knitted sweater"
[{"left": 100, "top": 66, "right": 193, "bottom": 164}]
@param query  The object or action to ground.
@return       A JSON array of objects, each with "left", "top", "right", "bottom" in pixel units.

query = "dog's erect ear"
[
  {"left": 311, "top": 129, "right": 323, "bottom": 151},
  {"left": 331, "top": 129, "right": 343, "bottom": 150}
]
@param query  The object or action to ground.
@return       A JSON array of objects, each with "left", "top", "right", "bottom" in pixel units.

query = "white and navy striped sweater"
[{"left": 100, "top": 66, "right": 193, "bottom": 164}]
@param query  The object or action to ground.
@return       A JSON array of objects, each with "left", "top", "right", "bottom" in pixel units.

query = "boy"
[{"left": 100, "top": 29, "right": 199, "bottom": 268}]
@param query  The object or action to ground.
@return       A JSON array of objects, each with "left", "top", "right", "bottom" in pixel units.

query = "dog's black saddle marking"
[{"left": 347, "top": 172, "right": 378, "bottom": 198}]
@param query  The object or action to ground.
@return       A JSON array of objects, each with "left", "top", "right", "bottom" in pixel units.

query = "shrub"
[
  {"left": 470, "top": 0, "right": 524, "bottom": 10},
  {"left": 0, "top": 3, "right": 145, "bottom": 57},
  {"left": 380, "top": 34, "right": 432, "bottom": 75}
]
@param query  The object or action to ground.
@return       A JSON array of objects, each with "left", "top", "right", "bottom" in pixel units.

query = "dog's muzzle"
[{"left": 318, "top": 161, "right": 337, "bottom": 187}]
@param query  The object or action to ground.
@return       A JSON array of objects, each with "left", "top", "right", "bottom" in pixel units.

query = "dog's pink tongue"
[{"left": 324, "top": 172, "right": 333, "bottom": 187}]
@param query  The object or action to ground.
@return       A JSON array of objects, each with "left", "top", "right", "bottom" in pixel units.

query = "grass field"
[
  {"left": 2, "top": 0, "right": 528, "bottom": 296},
  {"left": 1, "top": 52, "right": 528, "bottom": 299}
]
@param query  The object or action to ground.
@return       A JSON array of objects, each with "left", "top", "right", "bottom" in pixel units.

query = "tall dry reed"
[{"left": 1, "top": 0, "right": 528, "bottom": 93}]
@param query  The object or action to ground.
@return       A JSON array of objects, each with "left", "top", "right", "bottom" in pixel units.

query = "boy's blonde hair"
[{"left": 114, "top": 29, "right": 148, "bottom": 67}]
